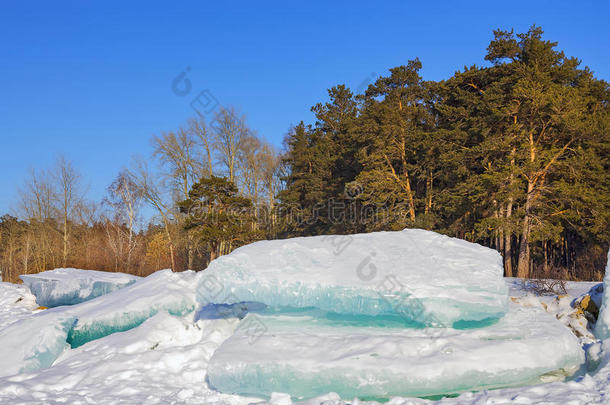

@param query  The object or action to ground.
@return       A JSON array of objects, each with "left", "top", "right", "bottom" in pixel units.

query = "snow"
[
  {"left": 0, "top": 278, "right": 605, "bottom": 404},
  {"left": 0, "top": 242, "right": 607, "bottom": 404},
  {"left": 20, "top": 268, "right": 140, "bottom": 307},
  {"left": 0, "top": 282, "right": 37, "bottom": 330},
  {"left": 505, "top": 277, "right": 600, "bottom": 299},
  {"left": 207, "top": 303, "right": 584, "bottom": 401},
  {"left": 0, "top": 308, "right": 76, "bottom": 378},
  {"left": 595, "top": 250, "right": 610, "bottom": 340},
  {"left": 198, "top": 229, "right": 508, "bottom": 327},
  {"left": 0, "top": 312, "right": 254, "bottom": 404},
  {"left": 0, "top": 269, "right": 199, "bottom": 379}
]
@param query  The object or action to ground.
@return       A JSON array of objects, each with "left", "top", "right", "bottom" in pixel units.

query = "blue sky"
[{"left": 1, "top": 0, "right": 608, "bottom": 215}]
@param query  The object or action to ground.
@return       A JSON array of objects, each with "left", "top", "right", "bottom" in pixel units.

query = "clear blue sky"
[{"left": 1, "top": 0, "right": 608, "bottom": 215}]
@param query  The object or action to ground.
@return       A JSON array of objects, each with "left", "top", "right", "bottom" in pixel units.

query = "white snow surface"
[
  {"left": 0, "top": 282, "right": 38, "bottom": 330},
  {"left": 20, "top": 268, "right": 140, "bottom": 307},
  {"left": 198, "top": 229, "right": 509, "bottom": 326}
]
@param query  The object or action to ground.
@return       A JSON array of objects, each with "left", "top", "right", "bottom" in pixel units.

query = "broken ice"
[
  {"left": 197, "top": 229, "right": 509, "bottom": 327},
  {"left": 21, "top": 268, "right": 140, "bottom": 307},
  {"left": 207, "top": 303, "right": 584, "bottom": 400}
]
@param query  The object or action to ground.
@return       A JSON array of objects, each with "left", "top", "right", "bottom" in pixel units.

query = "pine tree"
[{"left": 179, "top": 176, "right": 261, "bottom": 264}]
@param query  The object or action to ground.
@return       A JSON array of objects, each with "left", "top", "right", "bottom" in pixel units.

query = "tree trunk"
[
  {"left": 400, "top": 140, "right": 416, "bottom": 223},
  {"left": 517, "top": 130, "right": 537, "bottom": 279},
  {"left": 404, "top": 173, "right": 416, "bottom": 222},
  {"left": 425, "top": 171, "right": 432, "bottom": 216},
  {"left": 503, "top": 201, "right": 513, "bottom": 277},
  {"left": 543, "top": 240, "right": 549, "bottom": 276},
  {"left": 62, "top": 213, "right": 68, "bottom": 268},
  {"left": 162, "top": 219, "right": 176, "bottom": 271},
  {"left": 187, "top": 233, "right": 194, "bottom": 269},
  {"left": 516, "top": 179, "right": 534, "bottom": 278},
  {"left": 503, "top": 144, "right": 516, "bottom": 277}
]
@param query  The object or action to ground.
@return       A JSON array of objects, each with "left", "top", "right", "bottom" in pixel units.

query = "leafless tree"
[
  {"left": 238, "top": 133, "right": 263, "bottom": 202},
  {"left": 212, "top": 106, "right": 248, "bottom": 183},
  {"left": 105, "top": 170, "right": 143, "bottom": 272},
  {"left": 130, "top": 159, "right": 177, "bottom": 271},
  {"left": 151, "top": 128, "right": 204, "bottom": 269},
  {"left": 151, "top": 129, "right": 201, "bottom": 200},
  {"left": 18, "top": 168, "right": 54, "bottom": 221},
  {"left": 188, "top": 117, "right": 215, "bottom": 177},
  {"left": 52, "top": 156, "right": 86, "bottom": 268}
]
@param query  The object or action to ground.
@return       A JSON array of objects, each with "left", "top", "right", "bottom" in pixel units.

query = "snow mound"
[
  {"left": 207, "top": 303, "right": 584, "bottom": 401},
  {"left": 20, "top": 268, "right": 140, "bottom": 307},
  {"left": 197, "top": 229, "right": 508, "bottom": 327},
  {"left": 595, "top": 250, "right": 610, "bottom": 340}
]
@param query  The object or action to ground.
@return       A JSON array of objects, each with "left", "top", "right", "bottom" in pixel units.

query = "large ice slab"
[
  {"left": 197, "top": 229, "right": 508, "bottom": 326},
  {"left": 595, "top": 250, "right": 610, "bottom": 340},
  {"left": 20, "top": 268, "right": 140, "bottom": 307},
  {"left": 66, "top": 270, "right": 199, "bottom": 348},
  {"left": 0, "top": 310, "right": 76, "bottom": 377},
  {"left": 207, "top": 303, "right": 584, "bottom": 400}
]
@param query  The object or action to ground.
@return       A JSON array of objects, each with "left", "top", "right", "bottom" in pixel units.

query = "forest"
[{"left": 1, "top": 26, "right": 608, "bottom": 283}]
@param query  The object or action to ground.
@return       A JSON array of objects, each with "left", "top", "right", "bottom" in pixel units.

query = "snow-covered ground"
[
  {"left": 0, "top": 277, "right": 607, "bottom": 404},
  {"left": 0, "top": 282, "right": 38, "bottom": 330},
  {"left": 0, "top": 232, "right": 608, "bottom": 404},
  {"left": 0, "top": 280, "right": 253, "bottom": 404}
]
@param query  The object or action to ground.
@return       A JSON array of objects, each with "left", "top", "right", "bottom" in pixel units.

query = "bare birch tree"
[{"left": 105, "top": 170, "right": 143, "bottom": 272}]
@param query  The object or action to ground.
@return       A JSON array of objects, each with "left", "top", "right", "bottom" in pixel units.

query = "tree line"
[
  {"left": 0, "top": 106, "right": 281, "bottom": 282},
  {"left": 280, "top": 26, "right": 609, "bottom": 281},
  {"left": 1, "top": 26, "right": 608, "bottom": 283}
]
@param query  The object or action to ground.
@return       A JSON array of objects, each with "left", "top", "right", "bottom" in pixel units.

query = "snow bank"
[
  {"left": 20, "top": 268, "right": 140, "bottom": 307},
  {"left": 197, "top": 229, "right": 508, "bottom": 327},
  {"left": 207, "top": 303, "right": 584, "bottom": 400},
  {"left": 595, "top": 250, "right": 610, "bottom": 340}
]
